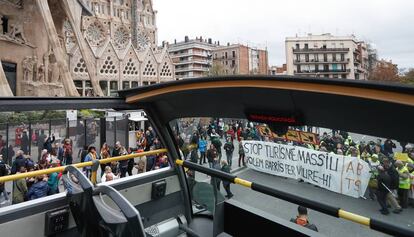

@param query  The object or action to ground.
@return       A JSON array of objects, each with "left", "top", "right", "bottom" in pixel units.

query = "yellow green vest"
[{"left": 398, "top": 166, "right": 410, "bottom": 189}]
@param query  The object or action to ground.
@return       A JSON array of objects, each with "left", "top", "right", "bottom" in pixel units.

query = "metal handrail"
[{"left": 0, "top": 149, "right": 168, "bottom": 183}]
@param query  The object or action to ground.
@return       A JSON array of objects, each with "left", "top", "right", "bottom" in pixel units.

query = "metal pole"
[
  {"left": 49, "top": 119, "right": 52, "bottom": 137},
  {"left": 114, "top": 117, "right": 117, "bottom": 147},
  {"left": 66, "top": 118, "right": 69, "bottom": 139},
  {"left": 100, "top": 118, "right": 106, "bottom": 149},
  {"left": 28, "top": 122, "right": 32, "bottom": 155},
  {"left": 84, "top": 119, "right": 87, "bottom": 147},
  {"left": 5, "top": 123, "right": 9, "bottom": 166},
  {"left": 125, "top": 119, "right": 129, "bottom": 150}
]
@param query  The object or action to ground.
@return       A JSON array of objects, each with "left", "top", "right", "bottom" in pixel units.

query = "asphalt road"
[{"left": 200, "top": 168, "right": 414, "bottom": 237}]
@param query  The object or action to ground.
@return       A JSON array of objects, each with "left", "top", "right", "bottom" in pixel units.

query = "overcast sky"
[{"left": 153, "top": 0, "right": 414, "bottom": 68}]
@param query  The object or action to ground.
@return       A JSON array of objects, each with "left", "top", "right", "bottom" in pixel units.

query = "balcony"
[
  {"left": 292, "top": 47, "right": 350, "bottom": 53},
  {"left": 174, "top": 60, "right": 210, "bottom": 65},
  {"left": 175, "top": 66, "right": 209, "bottom": 73},
  {"left": 294, "top": 69, "right": 351, "bottom": 74},
  {"left": 293, "top": 58, "right": 350, "bottom": 64}
]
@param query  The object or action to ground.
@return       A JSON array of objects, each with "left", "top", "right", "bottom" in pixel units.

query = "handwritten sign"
[{"left": 242, "top": 140, "right": 371, "bottom": 198}]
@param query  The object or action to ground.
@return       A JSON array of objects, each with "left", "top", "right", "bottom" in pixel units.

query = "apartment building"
[
  {"left": 269, "top": 64, "right": 287, "bottom": 75},
  {"left": 285, "top": 33, "right": 369, "bottom": 80},
  {"left": 212, "top": 44, "right": 268, "bottom": 75},
  {"left": 169, "top": 36, "right": 218, "bottom": 79}
]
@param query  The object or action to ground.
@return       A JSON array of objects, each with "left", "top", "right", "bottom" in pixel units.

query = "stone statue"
[
  {"left": 8, "top": 22, "right": 27, "bottom": 43},
  {"left": 37, "top": 64, "right": 45, "bottom": 83},
  {"left": 49, "top": 54, "right": 60, "bottom": 83},
  {"left": 22, "top": 56, "right": 34, "bottom": 81}
]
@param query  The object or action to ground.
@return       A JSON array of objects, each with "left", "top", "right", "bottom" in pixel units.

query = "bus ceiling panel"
[
  {"left": 292, "top": 91, "right": 414, "bottom": 142},
  {"left": 0, "top": 97, "right": 136, "bottom": 112},
  {"left": 149, "top": 87, "right": 295, "bottom": 122}
]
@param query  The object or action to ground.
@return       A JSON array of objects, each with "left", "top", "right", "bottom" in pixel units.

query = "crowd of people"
[
  {"left": 177, "top": 118, "right": 414, "bottom": 215},
  {"left": 0, "top": 126, "right": 169, "bottom": 206}
]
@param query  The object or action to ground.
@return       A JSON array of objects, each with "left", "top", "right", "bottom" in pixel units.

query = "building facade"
[
  {"left": 212, "top": 44, "right": 268, "bottom": 76},
  {"left": 168, "top": 36, "right": 217, "bottom": 79},
  {"left": 269, "top": 64, "right": 287, "bottom": 75},
  {"left": 285, "top": 33, "right": 368, "bottom": 80},
  {"left": 0, "top": 0, "right": 174, "bottom": 97}
]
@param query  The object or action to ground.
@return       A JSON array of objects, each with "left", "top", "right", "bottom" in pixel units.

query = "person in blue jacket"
[
  {"left": 27, "top": 175, "right": 49, "bottom": 200},
  {"left": 198, "top": 136, "right": 207, "bottom": 165}
]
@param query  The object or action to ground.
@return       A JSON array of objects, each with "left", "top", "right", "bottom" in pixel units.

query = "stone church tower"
[{"left": 0, "top": 0, "right": 175, "bottom": 97}]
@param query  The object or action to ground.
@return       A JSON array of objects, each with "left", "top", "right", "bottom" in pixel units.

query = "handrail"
[
  {"left": 0, "top": 149, "right": 168, "bottom": 183},
  {"left": 175, "top": 159, "right": 414, "bottom": 237}
]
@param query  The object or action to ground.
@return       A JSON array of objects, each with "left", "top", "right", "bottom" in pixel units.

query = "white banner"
[{"left": 242, "top": 140, "right": 371, "bottom": 198}]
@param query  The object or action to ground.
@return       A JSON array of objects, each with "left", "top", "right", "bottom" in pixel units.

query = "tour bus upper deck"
[{"left": 0, "top": 76, "right": 413, "bottom": 237}]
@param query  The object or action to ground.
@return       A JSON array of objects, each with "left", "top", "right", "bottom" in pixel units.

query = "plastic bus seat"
[
  {"left": 62, "top": 165, "right": 99, "bottom": 237},
  {"left": 92, "top": 185, "right": 147, "bottom": 237}
]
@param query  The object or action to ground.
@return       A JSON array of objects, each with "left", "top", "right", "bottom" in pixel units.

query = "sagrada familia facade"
[{"left": 0, "top": 0, "right": 175, "bottom": 97}]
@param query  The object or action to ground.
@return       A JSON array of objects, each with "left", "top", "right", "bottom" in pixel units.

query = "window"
[
  {"left": 122, "top": 81, "right": 130, "bottom": 89},
  {"left": 323, "top": 54, "right": 327, "bottom": 62},
  {"left": 1, "top": 61, "right": 16, "bottom": 95},
  {"left": 315, "top": 64, "right": 319, "bottom": 72},
  {"left": 225, "top": 52, "right": 228, "bottom": 58},
  {"left": 1, "top": 16, "right": 8, "bottom": 34},
  {"left": 231, "top": 60, "right": 235, "bottom": 67},
  {"left": 295, "top": 43, "right": 299, "bottom": 49},
  {"left": 225, "top": 61, "right": 228, "bottom": 65},
  {"left": 296, "top": 54, "right": 300, "bottom": 62},
  {"left": 99, "top": 81, "right": 108, "bottom": 96},
  {"left": 304, "top": 43, "right": 308, "bottom": 49},
  {"left": 109, "top": 81, "right": 118, "bottom": 96},
  {"left": 143, "top": 81, "right": 149, "bottom": 86},
  {"left": 232, "top": 51, "right": 236, "bottom": 58},
  {"left": 314, "top": 54, "right": 319, "bottom": 62},
  {"left": 324, "top": 74, "right": 329, "bottom": 78},
  {"left": 341, "top": 54, "right": 345, "bottom": 61},
  {"left": 296, "top": 65, "right": 300, "bottom": 73},
  {"left": 333, "top": 74, "right": 339, "bottom": 79},
  {"left": 323, "top": 65, "right": 329, "bottom": 71},
  {"left": 341, "top": 74, "right": 346, "bottom": 79},
  {"left": 305, "top": 54, "right": 309, "bottom": 62},
  {"left": 332, "top": 54, "right": 337, "bottom": 62}
]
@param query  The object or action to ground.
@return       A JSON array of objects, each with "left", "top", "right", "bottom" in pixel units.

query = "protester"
[
  {"left": 43, "top": 134, "right": 55, "bottom": 153},
  {"left": 223, "top": 137, "right": 234, "bottom": 166},
  {"left": 63, "top": 138, "right": 73, "bottom": 165},
  {"left": 221, "top": 160, "right": 233, "bottom": 198},
  {"left": 99, "top": 143, "right": 111, "bottom": 176},
  {"left": 47, "top": 161, "right": 60, "bottom": 195},
  {"left": 207, "top": 144, "right": 218, "bottom": 168},
  {"left": 395, "top": 160, "right": 410, "bottom": 208},
  {"left": 10, "top": 150, "right": 26, "bottom": 174},
  {"left": 0, "top": 156, "right": 9, "bottom": 204},
  {"left": 12, "top": 166, "right": 28, "bottom": 204},
  {"left": 21, "top": 130, "right": 30, "bottom": 155},
  {"left": 83, "top": 146, "right": 97, "bottom": 179},
  {"left": 27, "top": 175, "right": 49, "bottom": 200},
  {"left": 377, "top": 166, "right": 393, "bottom": 215},
  {"left": 101, "top": 166, "right": 118, "bottom": 182},
  {"left": 198, "top": 136, "right": 207, "bottom": 165},
  {"left": 238, "top": 137, "right": 246, "bottom": 167},
  {"left": 290, "top": 206, "right": 318, "bottom": 231}
]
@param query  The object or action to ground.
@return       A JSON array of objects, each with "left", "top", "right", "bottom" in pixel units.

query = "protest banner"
[
  {"left": 242, "top": 140, "right": 371, "bottom": 198},
  {"left": 256, "top": 125, "right": 319, "bottom": 145}
]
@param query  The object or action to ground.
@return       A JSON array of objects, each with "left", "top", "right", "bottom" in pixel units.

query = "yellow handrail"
[{"left": 0, "top": 149, "right": 168, "bottom": 183}]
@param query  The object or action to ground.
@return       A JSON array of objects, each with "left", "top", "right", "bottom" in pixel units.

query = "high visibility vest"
[{"left": 398, "top": 166, "right": 410, "bottom": 189}]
